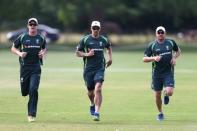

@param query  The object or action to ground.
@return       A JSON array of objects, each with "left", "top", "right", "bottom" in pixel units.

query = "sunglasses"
[
  {"left": 157, "top": 31, "right": 164, "bottom": 35},
  {"left": 92, "top": 26, "right": 100, "bottom": 30},
  {"left": 29, "top": 23, "right": 37, "bottom": 26}
]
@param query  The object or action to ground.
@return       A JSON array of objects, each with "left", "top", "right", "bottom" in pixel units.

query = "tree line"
[{"left": 0, "top": 0, "right": 197, "bottom": 33}]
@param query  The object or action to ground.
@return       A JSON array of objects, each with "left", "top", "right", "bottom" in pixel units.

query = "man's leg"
[
  {"left": 20, "top": 67, "right": 30, "bottom": 96},
  {"left": 163, "top": 86, "right": 173, "bottom": 105},
  {"left": 20, "top": 77, "right": 30, "bottom": 96},
  {"left": 84, "top": 70, "right": 95, "bottom": 116},
  {"left": 94, "top": 82, "right": 102, "bottom": 113},
  {"left": 28, "top": 73, "right": 40, "bottom": 119},
  {"left": 155, "top": 91, "right": 164, "bottom": 121},
  {"left": 88, "top": 90, "right": 95, "bottom": 106},
  {"left": 163, "top": 74, "right": 174, "bottom": 105},
  {"left": 155, "top": 91, "right": 162, "bottom": 113},
  {"left": 93, "top": 82, "right": 102, "bottom": 121},
  {"left": 87, "top": 90, "right": 95, "bottom": 115},
  {"left": 153, "top": 77, "right": 163, "bottom": 113},
  {"left": 153, "top": 77, "right": 164, "bottom": 121}
]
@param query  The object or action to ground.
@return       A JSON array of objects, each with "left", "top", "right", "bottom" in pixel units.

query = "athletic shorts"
[
  {"left": 152, "top": 74, "right": 174, "bottom": 91},
  {"left": 83, "top": 69, "right": 105, "bottom": 91}
]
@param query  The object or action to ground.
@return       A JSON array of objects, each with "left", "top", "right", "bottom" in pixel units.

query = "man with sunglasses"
[
  {"left": 143, "top": 26, "right": 181, "bottom": 121},
  {"left": 11, "top": 18, "right": 47, "bottom": 122},
  {"left": 76, "top": 21, "right": 112, "bottom": 121}
]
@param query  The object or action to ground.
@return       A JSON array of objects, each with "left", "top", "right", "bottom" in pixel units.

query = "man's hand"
[
  {"left": 171, "top": 57, "right": 176, "bottom": 65},
  {"left": 106, "top": 59, "right": 112, "bottom": 68},
  {"left": 19, "top": 52, "right": 27, "bottom": 58},
  {"left": 154, "top": 55, "right": 161, "bottom": 62},
  {"left": 38, "top": 50, "right": 45, "bottom": 58},
  {"left": 86, "top": 49, "right": 94, "bottom": 57}
]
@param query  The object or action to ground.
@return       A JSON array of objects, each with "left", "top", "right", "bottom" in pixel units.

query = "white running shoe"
[{"left": 28, "top": 116, "right": 35, "bottom": 122}]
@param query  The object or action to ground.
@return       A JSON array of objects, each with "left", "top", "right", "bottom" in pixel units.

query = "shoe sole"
[
  {"left": 93, "top": 115, "right": 100, "bottom": 121},
  {"left": 157, "top": 119, "right": 164, "bottom": 121},
  {"left": 93, "top": 118, "right": 100, "bottom": 121}
]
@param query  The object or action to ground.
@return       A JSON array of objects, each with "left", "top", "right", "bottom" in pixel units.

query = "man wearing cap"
[
  {"left": 76, "top": 20, "right": 112, "bottom": 121},
  {"left": 11, "top": 18, "right": 47, "bottom": 122},
  {"left": 143, "top": 26, "right": 181, "bottom": 121}
]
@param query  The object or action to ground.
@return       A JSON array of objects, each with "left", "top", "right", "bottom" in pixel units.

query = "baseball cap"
[
  {"left": 91, "top": 21, "right": 101, "bottom": 27},
  {"left": 156, "top": 26, "right": 165, "bottom": 32},
  {"left": 28, "top": 18, "right": 38, "bottom": 25}
]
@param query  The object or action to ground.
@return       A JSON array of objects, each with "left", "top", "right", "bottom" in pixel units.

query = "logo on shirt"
[
  {"left": 99, "top": 42, "right": 103, "bottom": 46},
  {"left": 25, "top": 40, "right": 30, "bottom": 44},
  {"left": 160, "top": 51, "right": 171, "bottom": 56},
  {"left": 166, "top": 46, "right": 169, "bottom": 50},
  {"left": 156, "top": 49, "right": 160, "bottom": 51},
  {"left": 89, "top": 42, "right": 94, "bottom": 45},
  {"left": 92, "top": 49, "right": 103, "bottom": 51},
  {"left": 36, "top": 39, "right": 39, "bottom": 44},
  {"left": 26, "top": 45, "right": 40, "bottom": 48}
]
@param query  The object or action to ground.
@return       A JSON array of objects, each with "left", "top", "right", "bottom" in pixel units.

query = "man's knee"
[
  {"left": 96, "top": 82, "right": 102, "bottom": 88},
  {"left": 95, "top": 83, "right": 102, "bottom": 93},
  {"left": 165, "top": 87, "right": 173, "bottom": 96}
]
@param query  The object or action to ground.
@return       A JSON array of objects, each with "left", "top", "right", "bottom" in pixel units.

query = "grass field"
[{"left": 0, "top": 50, "right": 197, "bottom": 131}]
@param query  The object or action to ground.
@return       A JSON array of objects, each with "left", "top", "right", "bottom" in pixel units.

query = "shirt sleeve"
[
  {"left": 42, "top": 38, "right": 47, "bottom": 49},
  {"left": 105, "top": 39, "right": 111, "bottom": 49},
  {"left": 171, "top": 39, "right": 179, "bottom": 51},
  {"left": 39, "top": 34, "right": 46, "bottom": 49},
  {"left": 101, "top": 36, "right": 111, "bottom": 49},
  {"left": 76, "top": 38, "right": 85, "bottom": 52},
  {"left": 144, "top": 43, "right": 153, "bottom": 57},
  {"left": 13, "top": 35, "right": 22, "bottom": 48}
]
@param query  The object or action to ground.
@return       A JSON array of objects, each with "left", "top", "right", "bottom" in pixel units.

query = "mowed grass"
[{"left": 0, "top": 50, "right": 197, "bottom": 131}]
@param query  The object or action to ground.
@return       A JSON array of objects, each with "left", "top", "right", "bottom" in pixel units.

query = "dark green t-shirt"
[
  {"left": 76, "top": 34, "right": 111, "bottom": 71},
  {"left": 13, "top": 33, "right": 46, "bottom": 65},
  {"left": 144, "top": 39, "right": 179, "bottom": 77}
]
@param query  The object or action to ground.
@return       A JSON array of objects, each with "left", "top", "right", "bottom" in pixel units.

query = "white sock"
[{"left": 90, "top": 103, "right": 94, "bottom": 106}]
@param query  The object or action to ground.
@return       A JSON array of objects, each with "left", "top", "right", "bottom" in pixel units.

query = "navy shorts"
[
  {"left": 152, "top": 74, "right": 174, "bottom": 91},
  {"left": 83, "top": 69, "right": 104, "bottom": 91}
]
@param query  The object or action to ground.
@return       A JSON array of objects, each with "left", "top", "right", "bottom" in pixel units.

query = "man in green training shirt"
[
  {"left": 11, "top": 18, "right": 47, "bottom": 122},
  {"left": 143, "top": 26, "right": 181, "bottom": 121},
  {"left": 76, "top": 21, "right": 112, "bottom": 121}
]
